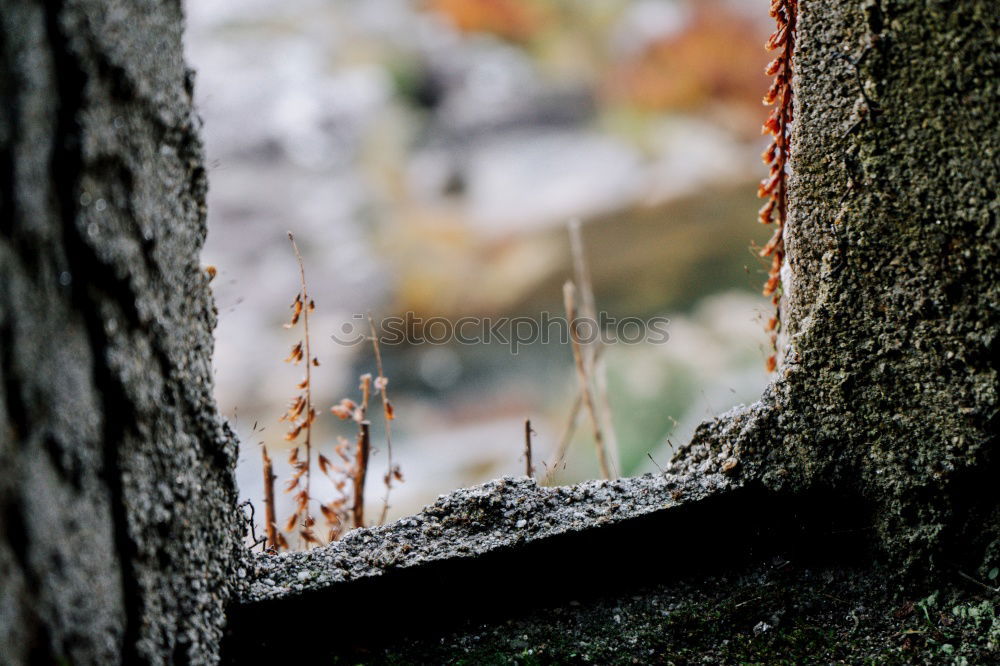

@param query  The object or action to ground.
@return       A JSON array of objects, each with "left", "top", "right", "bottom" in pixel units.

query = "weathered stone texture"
[
  {"left": 709, "top": 0, "right": 999, "bottom": 576},
  {"left": 0, "top": 1, "right": 243, "bottom": 663},
  {"left": 2, "top": 1, "right": 997, "bottom": 664}
]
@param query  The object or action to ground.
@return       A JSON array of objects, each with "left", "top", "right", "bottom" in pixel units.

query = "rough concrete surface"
[
  {"left": 757, "top": 0, "right": 1000, "bottom": 573},
  {"left": 2, "top": 0, "right": 998, "bottom": 664},
  {"left": 245, "top": 471, "right": 735, "bottom": 603},
  {"left": 1, "top": 1, "right": 244, "bottom": 663}
]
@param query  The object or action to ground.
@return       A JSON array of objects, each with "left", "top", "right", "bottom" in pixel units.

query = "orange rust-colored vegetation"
[
  {"left": 602, "top": 5, "right": 770, "bottom": 128},
  {"left": 426, "top": 0, "right": 547, "bottom": 43},
  {"left": 279, "top": 233, "right": 320, "bottom": 548},
  {"left": 758, "top": 0, "right": 797, "bottom": 372},
  {"left": 265, "top": 236, "right": 403, "bottom": 551}
]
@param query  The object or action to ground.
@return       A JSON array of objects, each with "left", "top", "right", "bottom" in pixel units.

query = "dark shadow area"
[{"left": 222, "top": 486, "right": 875, "bottom": 662}]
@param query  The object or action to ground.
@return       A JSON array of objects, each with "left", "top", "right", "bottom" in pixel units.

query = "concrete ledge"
[{"left": 243, "top": 470, "right": 736, "bottom": 604}]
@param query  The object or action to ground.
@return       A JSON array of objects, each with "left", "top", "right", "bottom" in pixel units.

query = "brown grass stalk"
[
  {"left": 280, "top": 231, "right": 320, "bottom": 548},
  {"left": 568, "top": 219, "right": 619, "bottom": 478},
  {"left": 329, "top": 366, "right": 392, "bottom": 537},
  {"left": 542, "top": 392, "right": 580, "bottom": 485},
  {"left": 542, "top": 343, "right": 606, "bottom": 485},
  {"left": 369, "top": 315, "right": 399, "bottom": 526},
  {"left": 352, "top": 420, "right": 370, "bottom": 528},
  {"left": 563, "top": 280, "right": 612, "bottom": 479},
  {"left": 261, "top": 446, "right": 279, "bottom": 550},
  {"left": 290, "top": 234, "right": 313, "bottom": 514},
  {"left": 524, "top": 419, "right": 534, "bottom": 478}
]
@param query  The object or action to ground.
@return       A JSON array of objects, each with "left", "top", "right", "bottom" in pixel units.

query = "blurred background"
[{"left": 184, "top": 0, "right": 776, "bottom": 537}]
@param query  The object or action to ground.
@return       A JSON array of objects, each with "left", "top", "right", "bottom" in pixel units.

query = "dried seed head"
[
  {"left": 761, "top": 142, "right": 778, "bottom": 165},
  {"left": 320, "top": 503, "right": 340, "bottom": 525},
  {"left": 758, "top": 199, "right": 777, "bottom": 225},
  {"left": 331, "top": 400, "right": 353, "bottom": 420},
  {"left": 762, "top": 111, "right": 781, "bottom": 136},
  {"left": 286, "top": 395, "right": 306, "bottom": 419},
  {"left": 284, "top": 422, "right": 303, "bottom": 441},
  {"left": 285, "top": 342, "right": 304, "bottom": 364},
  {"left": 765, "top": 25, "right": 788, "bottom": 50}
]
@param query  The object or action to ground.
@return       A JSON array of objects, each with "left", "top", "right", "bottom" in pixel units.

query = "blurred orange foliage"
[
  {"left": 603, "top": 4, "right": 769, "bottom": 118},
  {"left": 426, "top": 0, "right": 547, "bottom": 42}
]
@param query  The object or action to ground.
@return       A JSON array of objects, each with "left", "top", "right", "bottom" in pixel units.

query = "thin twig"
[
  {"left": 261, "top": 446, "right": 278, "bottom": 551},
  {"left": 564, "top": 281, "right": 611, "bottom": 479},
  {"left": 353, "top": 421, "right": 371, "bottom": 528},
  {"left": 369, "top": 314, "right": 397, "bottom": 526},
  {"left": 568, "top": 219, "right": 597, "bottom": 330},
  {"left": 734, "top": 595, "right": 763, "bottom": 609},
  {"left": 288, "top": 231, "right": 314, "bottom": 547},
  {"left": 568, "top": 219, "right": 619, "bottom": 478},
  {"left": 543, "top": 343, "right": 606, "bottom": 485},
  {"left": 542, "top": 393, "right": 581, "bottom": 485},
  {"left": 958, "top": 570, "right": 1000, "bottom": 595},
  {"left": 350, "top": 374, "right": 372, "bottom": 529},
  {"left": 286, "top": 232, "right": 317, "bottom": 548},
  {"left": 524, "top": 419, "right": 534, "bottom": 478}
]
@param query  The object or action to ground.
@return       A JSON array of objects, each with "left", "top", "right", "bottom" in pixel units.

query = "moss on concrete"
[
  {"left": 688, "top": 0, "right": 1000, "bottom": 579},
  {"left": 334, "top": 562, "right": 998, "bottom": 665}
]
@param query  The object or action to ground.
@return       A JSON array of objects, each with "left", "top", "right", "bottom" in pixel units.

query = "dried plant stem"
[
  {"left": 353, "top": 421, "right": 370, "bottom": 528},
  {"left": 543, "top": 393, "right": 581, "bottom": 485},
  {"left": 568, "top": 220, "right": 596, "bottom": 335},
  {"left": 564, "top": 281, "right": 612, "bottom": 480},
  {"left": 261, "top": 446, "right": 278, "bottom": 550},
  {"left": 524, "top": 419, "right": 534, "bottom": 478},
  {"left": 290, "top": 235, "right": 313, "bottom": 515},
  {"left": 568, "top": 219, "right": 619, "bottom": 478},
  {"left": 542, "top": 341, "right": 606, "bottom": 485},
  {"left": 287, "top": 232, "right": 316, "bottom": 547},
  {"left": 369, "top": 315, "right": 396, "bottom": 526},
  {"left": 758, "top": 0, "right": 798, "bottom": 371}
]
